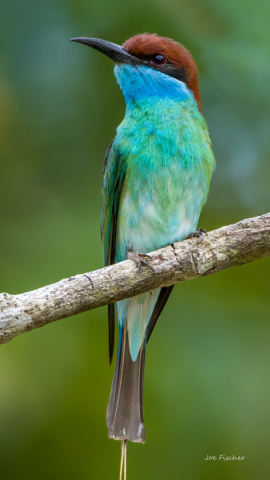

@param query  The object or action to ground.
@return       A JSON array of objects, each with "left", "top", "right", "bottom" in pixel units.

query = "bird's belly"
[{"left": 115, "top": 165, "right": 204, "bottom": 262}]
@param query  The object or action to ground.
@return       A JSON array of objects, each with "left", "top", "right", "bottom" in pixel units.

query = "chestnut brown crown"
[{"left": 122, "top": 33, "right": 201, "bottom": 111}]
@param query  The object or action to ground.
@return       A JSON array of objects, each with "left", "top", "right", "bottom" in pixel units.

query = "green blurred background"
[{"left": 1, "top": 0, "right": 270, "bottom": 478}]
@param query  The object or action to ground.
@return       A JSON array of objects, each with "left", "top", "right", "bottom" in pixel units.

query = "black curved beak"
[{"left": 70, "top": 37, "right": 143, "bottom": 66}]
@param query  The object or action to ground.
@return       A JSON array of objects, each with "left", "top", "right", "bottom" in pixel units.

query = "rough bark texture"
[{"left": 0, "top": 213, "right": 269, "bottom": 346}]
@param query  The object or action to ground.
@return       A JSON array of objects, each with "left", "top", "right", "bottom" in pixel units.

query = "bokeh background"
[{"left": 1, "top": 0, "right": 270, "bottom": 479}]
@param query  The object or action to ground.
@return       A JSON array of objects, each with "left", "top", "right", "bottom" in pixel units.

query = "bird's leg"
[
  {"left": 127, "top": 251, "right": 155, "bottom": 272},
  {"left": 186, "top": 228, "right": 208, "bottom": 239}
]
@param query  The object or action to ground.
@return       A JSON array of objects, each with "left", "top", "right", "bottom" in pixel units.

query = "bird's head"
[{"left": 71, "top": 33, "right": 201, "bottom": 111}]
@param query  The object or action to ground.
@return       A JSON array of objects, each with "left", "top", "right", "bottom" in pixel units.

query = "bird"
[{"left": 71, "top": 32, "right": 215, "bottom": 467}]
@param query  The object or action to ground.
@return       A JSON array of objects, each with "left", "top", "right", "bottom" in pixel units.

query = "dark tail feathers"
[{"left": 106, "top": 324, "right": 146, "bottom": 443}]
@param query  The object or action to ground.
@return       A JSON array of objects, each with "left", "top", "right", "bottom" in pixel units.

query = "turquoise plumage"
[{"left": 102, "top": 64, "right": 214, "bottom": 361}]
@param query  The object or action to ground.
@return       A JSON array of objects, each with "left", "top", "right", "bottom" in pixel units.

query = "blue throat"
[{"left": 114, "top": 64, "right": 194, "bottom": 104}]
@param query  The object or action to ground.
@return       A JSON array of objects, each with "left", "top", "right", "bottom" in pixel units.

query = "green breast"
[{"left": 112, "top": 95, "right": 215, "bottom": 262}]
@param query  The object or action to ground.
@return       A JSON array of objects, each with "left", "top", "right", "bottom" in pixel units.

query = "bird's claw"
[
  {"left": 186, "top": 228, "right": 208, "bottom": 239},
  {"left": 127, "top": 252, "right": 155, "bottom": 272}
]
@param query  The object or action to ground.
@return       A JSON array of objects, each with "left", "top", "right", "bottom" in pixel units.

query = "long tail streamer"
[{"left": 119, "top": 440, "right": 127, "bottom": 480}]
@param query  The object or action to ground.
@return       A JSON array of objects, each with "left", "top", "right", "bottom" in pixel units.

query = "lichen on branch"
[{"left": 0, "top": 213, "right": 269, "bottom": 346}]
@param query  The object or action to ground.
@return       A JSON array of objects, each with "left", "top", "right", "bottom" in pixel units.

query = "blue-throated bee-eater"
[{"left": 71, "top": 34, "right": 215, "bottom": 451}]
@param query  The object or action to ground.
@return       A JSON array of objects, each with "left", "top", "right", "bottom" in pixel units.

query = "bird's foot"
[
  {"left": 186, "top": 228, "right": 208, "bottom": 239},
  {"left": 127, "top": 251, "right": 155, "bottom": 272}
]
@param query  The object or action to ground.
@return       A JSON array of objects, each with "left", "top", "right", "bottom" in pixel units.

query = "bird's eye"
[{"left": 153, "top": 54, "right": 166, "bottom": 65}]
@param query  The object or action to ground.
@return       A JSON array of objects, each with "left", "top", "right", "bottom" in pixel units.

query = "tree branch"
[{"left": 1, "top": 213, "right": 270, "bottom": 346}]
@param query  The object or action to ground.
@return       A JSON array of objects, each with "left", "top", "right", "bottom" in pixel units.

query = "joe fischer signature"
[{"left": 205, "top": 455, "right": 245, "bottom": 461}]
